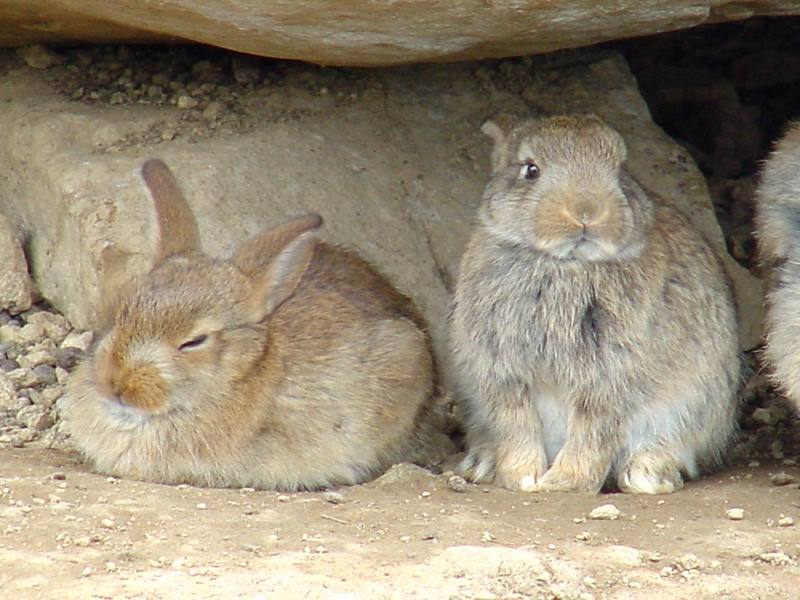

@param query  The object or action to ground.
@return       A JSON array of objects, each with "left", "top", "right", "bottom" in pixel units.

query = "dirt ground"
[{"left": 1, "top": 448, "right": 798, "bottom": 599}]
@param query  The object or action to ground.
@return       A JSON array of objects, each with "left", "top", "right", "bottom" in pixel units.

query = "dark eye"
[
  {"left": 179, "top": 334, "right": 208, "bottom": 351},
  {"left": 520, "top": 161, "right": 540, "bottom": 181}
]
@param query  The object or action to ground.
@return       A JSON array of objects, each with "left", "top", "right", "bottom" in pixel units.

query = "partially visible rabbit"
[
  {"left": 450, "top": 114, "right": 741, "bottom": 494},
  {"left": 755, "top": 121, "right": 800, "bottom": 413},
  {"left": 60, "top": 158, "right": 439, "bottom": 490}
]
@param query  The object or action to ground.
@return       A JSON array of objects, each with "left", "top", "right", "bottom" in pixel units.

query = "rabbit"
[
  {"left": 59, "top": 158, "right": 439, "bottom": 491},
  {"left": 449, "top": 114, "right": 742, "bottom": 494},
  {"left": 754, "top": 121, "right": 800, "bottom": 414}
]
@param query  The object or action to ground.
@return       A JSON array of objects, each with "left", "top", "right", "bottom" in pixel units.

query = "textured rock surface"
[
  {"left": 0, "top": 47, "right": 763, "bottom": 378},
  {"left": 0, "top": 1, "right": 798, "bottom": 66},
  {"left": 0, "top": 212, "right": 32, "bottom": 314}
]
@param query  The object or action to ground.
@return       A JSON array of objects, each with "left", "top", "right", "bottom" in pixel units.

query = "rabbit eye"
[
  {"left": 179, "top": 334, "right": 208, "bottom": 351},
  {"left": 520, "top": 161, "right": 540, "bottom": 181}
]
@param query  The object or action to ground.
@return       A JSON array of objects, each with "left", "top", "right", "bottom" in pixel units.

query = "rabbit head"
[
  {"left": 89, "top": 159, "right": 321, "bottom": 423},
  {"left": 479, "top": 114, "right": 653, "bottom": 262}
]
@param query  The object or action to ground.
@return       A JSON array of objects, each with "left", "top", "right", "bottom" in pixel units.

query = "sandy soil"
[{"left": 1, "top": 448, "right": 798, "bottom": 599}]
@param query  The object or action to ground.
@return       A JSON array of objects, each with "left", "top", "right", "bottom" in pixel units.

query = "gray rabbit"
[{"left": 450, "top": 114, "right": 741, "bottom": 494}]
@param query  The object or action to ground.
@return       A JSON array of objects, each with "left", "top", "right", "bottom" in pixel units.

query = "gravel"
[{"left": 0, "top": 304, "right": 87, "bottom": 450}]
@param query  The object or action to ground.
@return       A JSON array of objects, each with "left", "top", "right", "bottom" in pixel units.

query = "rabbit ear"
[
  {"left": 481, "top": 114, "right": 518, "bottom": 173},
  {"left": 141, "top": 159, "right": 201, "bottom": 264},
  {"left": 232, "top": 213, "right": 323, "bottom": 320}
]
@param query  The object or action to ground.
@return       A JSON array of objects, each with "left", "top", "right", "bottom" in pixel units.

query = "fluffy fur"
[
  {"left": 755, "top": 121, "right": 800, "bottom": 414},
  {"left": 450, "top": 114, "right": 741, "bottom": 494},
  {"left": 60, "top": 159, "right": 438, "bottom": 490}
]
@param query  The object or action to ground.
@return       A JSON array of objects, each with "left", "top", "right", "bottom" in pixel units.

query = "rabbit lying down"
[
  {"left": 60, "top": 159, "right": 442, "bottom": 491},
  {"left": 450, "top": 114, "right": 742, "bottom": 494}
]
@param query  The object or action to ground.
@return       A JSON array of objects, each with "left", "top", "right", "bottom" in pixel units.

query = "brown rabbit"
[
  {"left": 450, "top": 114, "right": 741, "bottom": 494},
  {"left": 755, "top": 121, "right": 800, "bottom": 413},
  {"left": 59, "top": 159, "right": 438, "bottom": 490}
]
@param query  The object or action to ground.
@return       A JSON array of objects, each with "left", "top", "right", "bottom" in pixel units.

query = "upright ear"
[
  {"left": 141, "top": 159, "right": 201, "bottom": 265},
  {"left": 232, "top": 213, "right": 323, "bottom": 321},
  {"left": 481, "top": 114, "right": 518, "bottom": 174}
]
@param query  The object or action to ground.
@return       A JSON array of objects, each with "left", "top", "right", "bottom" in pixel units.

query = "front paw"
[
  {"left": 533, "top": 465, "right": 602, "bottom": 493},
  {"left": 457, "top": 448, "right": 495, "bottom": 484},
  {"left": 493, "top": 450, "right": 548, "bottom": 492}
]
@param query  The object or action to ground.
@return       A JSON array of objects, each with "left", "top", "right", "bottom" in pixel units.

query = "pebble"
[
  {"left": 778, "top": 516, "right": 795, "bottom": 527},
  {"left": 55, "top": 347, "right": 84, "bottom": 370},
  {"left": 32, "top": 364, "right": 58, "bottom": 386},
  {"left": 589, "top": 504, "right": 620, "bottom": 520},
  {"left": 19, "top": 349, "right": 56, "bottom": 369},
  {"left": 446, "top": 474, "right": 468, "bottom": 492},
  {"left": 17, "top": 45, "right": 64, "bottom": 69},
  {"left": 726, "top": 508, "right": 745, "bottom": 520},
  {"left": 61, "top": 331, "right": 93, "bottom": 352},
  {"left": 770, "top": 472, "right": 796, "bottom": 486},
  {"left": 323, "top": 491, "right": 345, "bottom": 504},
  {"left": 177, "top": 95, "right": 199, "bottom": 109}
]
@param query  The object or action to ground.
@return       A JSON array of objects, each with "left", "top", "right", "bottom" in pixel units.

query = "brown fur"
[{"left": 60, "top": 159, "right": 439, "bottom": 490}]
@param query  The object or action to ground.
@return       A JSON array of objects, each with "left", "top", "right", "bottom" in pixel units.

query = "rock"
[
  {"left": 589, "top": 504, "right": 620, "bottom": 520},
  {"left": 373, "top": 463, "right": 437, "bottom": 486},
  {"left": 0, "top": 49, "right": 763, "bottom": 383},
  {"left": 61, "top": 331, "right": 93, "bottom": 352},
  {"left": 31, "top": 364, "right": 57, "bottom": 387},
  {"left": 54, "top": 347, "right": 84, "bottom": 371},
  {"left": 770, "top": 472, "right": 796, "bottom": 486},
  {"left": 16, "top": 44, "right": 63, "bottom": 69},
  {"left": 18, "top": 349, "right": 56, "bottom": 370},
  {"left": 25, "top": 311, "right": 71, "bottom": 345},
  {"left": 0, "top": 212, "right": 32, "bottom": 314},
  {"left": 726, "top": 507, "right": 745, "bottom": 520},
  {"left": 0, "top": 373, "right": 15, "bottom": 410},
  {"left": 0, "top": 2, "right": 797, "bottom": 66}
]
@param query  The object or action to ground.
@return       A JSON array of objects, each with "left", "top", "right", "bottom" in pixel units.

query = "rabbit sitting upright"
[
  {"left": 755, "top": 121, "right": 800, "bottom": 413},
  {"left": 450, "top": 114, "right": 741, "bottom": 494},
  {"left": 60, "top": 159, "right": 438, "bottom": 490}
]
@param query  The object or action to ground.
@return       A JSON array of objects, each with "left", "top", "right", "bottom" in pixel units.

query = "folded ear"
[
  {"left": 481, "top": 114, "right": 519, "bottom": 174},
  {"left": 232, "top": 213, "right": 323, "bottom": 321},
  {"left": 141, "top": 159, "right": 201, "bottom": 264}
]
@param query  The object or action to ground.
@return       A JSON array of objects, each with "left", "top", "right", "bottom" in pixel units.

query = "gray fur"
[{"left": 450, "top": 114, "right": 741, "bottom": 494}]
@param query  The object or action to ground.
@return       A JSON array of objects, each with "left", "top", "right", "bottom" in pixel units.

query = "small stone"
[
  {"left": 61, "top": 331, "right": 93, "bottom": 352},
  {"left": 589, "top": 504, "right": 620, "bottom": 520},
  {"left": 231, "top": 55, "right": 262, "bottom": 85},
  {"left": 177, "top": 95, "right": 199, "bottom": 109},
  {"left": 676, "top": 554, "right": 704, "bottom": 571},
  {"left": 17, "top": 323, "right": 45, "bottom": 345},
  {"left": 322, "top": 491, "right": 345, "bottom": 504},
  {"left": 32, "top": 413, "right": 54, "bottom": 431},
  {"left": 0, "top": 324, "right": 21, "bottom": 344},
  {"left": 74, "top": 536, "right": 91, "bottom": 547},
  {"left": 726, "top": 508, "right": 745, "bottom": 520},
  {"left": 778, "top": 516, "right": 795, "bottom": 527},
  {"left": 51, "top": 472, "right": 66, "bottom": 480},
  {"left": 25, "top": 312, "right": 71, "bottom": 344},
  {"left": 202, "top": 101, "right": 224, "bottom": 120},
  {"left": 276, "top": 495, "right": 290, "bottom": 502},
  {"left": 32, "top": 364, "right": 57, "bottom": 386},
  {"left": 196, "top": 503, "right": 208, "bottom": 510},
  {"left": 481, "top": 531, "right": 496, "bottom": 542},
  {"left": 80, "top": 566, "right": 93, "bottom": 578},
  {"left": 19, "top": 349, "right": 56, "bottom": 369},
  {"left": 0, "top": 358, "right": 19, "bottom": 371},
  {"left": 770, "top": 472, "right": 796, "bottom": 486},
  {"left": 100, "top": 518, "right": 115, "bottom": 529},
  {"left": 17, "top": 45, "right": 63, "bottom": 69},
  {"left": 0, "top": 373, "right": 15, "bottom": 409},
  {"left": 446, "top": 474, "right": 468, "bottom": 492},
  {"left": 55, "top": 347, "right": 84, "bottom": 371},
  {"left": 7, "top": 368, "right": 36, "bottom": 387}
]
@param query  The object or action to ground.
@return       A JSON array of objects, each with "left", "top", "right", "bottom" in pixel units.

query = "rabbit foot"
[
  {"left": 617, "top": 455, "right": 684, "bottom": 494},
  {"left": 457, "top": 449, "right": 496, "bottom": 484},
  {"left": 532, "top": 466, "right": 602, "bottom": 493},
  {"left": 493, "top": 452, "right": 548, "bottom": 492}
]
